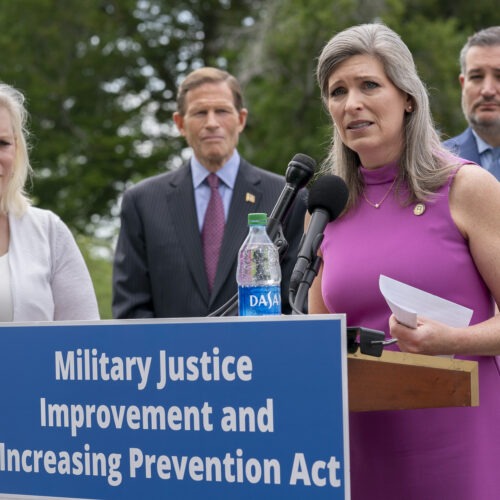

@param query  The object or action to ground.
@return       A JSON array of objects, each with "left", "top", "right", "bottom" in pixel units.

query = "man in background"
[
  {"left": 112, "top": 67, "right": 307, "bottom": 318},
  {"left": 444, "top": 26, "right": 500, "bottom": 179}
]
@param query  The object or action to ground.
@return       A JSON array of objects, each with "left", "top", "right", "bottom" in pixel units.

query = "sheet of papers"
[{"left": 379, "top": 275, "right": 473, "bottom": 329}]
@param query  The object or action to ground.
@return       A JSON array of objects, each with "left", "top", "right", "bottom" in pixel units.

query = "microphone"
[
  {"left": 289, "top": 175, "right": 349, "bottom": 297},
  {"left": 266, "top": 153, "right": 316, "bottom": 246},
  {"left": 208, "top": 153, "right": 316, "bottom": 317}
]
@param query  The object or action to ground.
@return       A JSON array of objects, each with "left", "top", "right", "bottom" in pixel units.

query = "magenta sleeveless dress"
[{"left": 320, "top": 162, "right": 500, "bottom": 499}]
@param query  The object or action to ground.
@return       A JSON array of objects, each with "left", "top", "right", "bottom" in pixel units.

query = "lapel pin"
[{"left": 245, "top": 193, "right": 256, "bottom": 203}]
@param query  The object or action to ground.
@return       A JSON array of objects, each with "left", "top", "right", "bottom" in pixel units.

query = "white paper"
[{"left": 379, "top": 275, "right": 473, "bottom": 329}]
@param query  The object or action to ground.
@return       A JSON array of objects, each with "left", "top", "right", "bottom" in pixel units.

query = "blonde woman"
[{"left": 0, "top": 83, "right": 99, "bottom": 321}]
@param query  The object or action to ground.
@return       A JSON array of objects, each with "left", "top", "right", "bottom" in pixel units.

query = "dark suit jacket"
[
  {"left": 443, "top": 128, "right": 481, "bottom": 165},
  {"left": 112, "top": 158, "right": 307, "bottom": 318}
]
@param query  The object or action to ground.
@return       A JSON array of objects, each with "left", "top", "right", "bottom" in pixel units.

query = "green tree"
[
  {"left": 235, "top": 0, "right": 500, "bottom": 172},
  {"left": 0, "top": 0, "right": 260, "bottom": 235},
  {"left": 2, "top": 0, "right": 498, "bottom": 230},
  {"left": 77, "top": 235, "right": 114, "bottom": 319}
]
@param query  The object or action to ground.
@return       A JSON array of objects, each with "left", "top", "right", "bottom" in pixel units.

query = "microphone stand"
[
  {"left": 208, "top": 218, "right": 289, "bottom": 317},
  {"left": 290, "top": 255, "right": 322, "bottom": 315}
]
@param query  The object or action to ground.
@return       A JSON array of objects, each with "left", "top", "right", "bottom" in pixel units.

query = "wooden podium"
[{"left": 348, "top": 350, "right": 479, "bottom": 412}]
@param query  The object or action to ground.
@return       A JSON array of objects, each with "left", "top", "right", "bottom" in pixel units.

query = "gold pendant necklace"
[{"left": 362, "top": 177, "right": 397, "bottom": 209}]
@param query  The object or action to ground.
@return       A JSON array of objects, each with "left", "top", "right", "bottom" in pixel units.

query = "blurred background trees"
[{"left": 0, "top": 0, "right": 498, "bottom": 317}]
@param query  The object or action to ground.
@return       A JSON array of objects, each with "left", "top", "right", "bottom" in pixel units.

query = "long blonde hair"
[
  {"left": 0, "top": 83, "right": 32, "bottom": 216},
  {"left": 316, "top": 23, "right": 456, "bottom": 210}
]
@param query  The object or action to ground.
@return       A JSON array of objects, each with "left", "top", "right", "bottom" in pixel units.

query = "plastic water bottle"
[{"left": 237, "top": 213, "right": 281, "bottom": 316}]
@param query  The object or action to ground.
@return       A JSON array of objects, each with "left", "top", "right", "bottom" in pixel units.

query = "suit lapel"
[
  {"left": 167, "top": 165, "right": 210, "bottom": 301},
  {"left": 210, "top": 161, "right": 264, "bottom": 303}
]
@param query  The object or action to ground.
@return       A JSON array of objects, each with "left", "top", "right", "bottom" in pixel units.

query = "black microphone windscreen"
[
  {"left": 291, "top": 153, "right": 316, "bottom": 172},
  {"left": 286, "top": 153, "right": 316, "bottom": 188},
  {"left": 307, "top": 175, "right": 349, "bottom": 221}
]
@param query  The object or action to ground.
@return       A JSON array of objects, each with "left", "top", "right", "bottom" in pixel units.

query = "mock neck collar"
[{"left": 359, "top": 161, "right": 399, "bottom": 185}]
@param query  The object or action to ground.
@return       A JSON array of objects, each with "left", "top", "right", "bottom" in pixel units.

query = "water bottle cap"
[{"left": 248, "top": 213, "right": 267, "bottom": 226}]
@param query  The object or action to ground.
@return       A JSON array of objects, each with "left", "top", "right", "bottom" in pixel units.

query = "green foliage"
[
  {"left": 1, "top": 0, "right": 497, "bottom": 226},
  {"left": 404, "top": 0, "right": 500, "bottom": 33},
  {"left": 76, "top": 235, "right": 114, "bottom": 319},
  {"left": 395, "top": 18, "right": 466, "bottom": 137},
  {"left": 0, "top": 0, "right": 145, "bottom": 234},
  {"left": 235, "top": 0, "right": 499, "bottom": 171},
  {"left": 0, "top": 0, "right": 259, "bottom": 236}
]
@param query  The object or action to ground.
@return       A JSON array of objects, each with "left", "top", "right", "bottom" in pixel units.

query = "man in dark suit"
[
  {"left": 443, "top": 26, "right": 500, "bottom": 179},
  {"left": 112, "top": 67, "right": 307, "bottom": 318}
]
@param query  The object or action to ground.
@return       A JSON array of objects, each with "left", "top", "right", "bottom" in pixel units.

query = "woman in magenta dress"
[{"left": 309, "top": 23, "right": 500, "bottom": 499}]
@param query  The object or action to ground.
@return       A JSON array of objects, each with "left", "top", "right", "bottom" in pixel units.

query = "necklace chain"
[{"left": 362, "top": 177, "right": 397, "bottom": 209}]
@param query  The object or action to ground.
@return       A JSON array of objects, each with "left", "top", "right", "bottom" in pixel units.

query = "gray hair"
[
  {"left": 459, "top": 26, "right": 500, "bottom": 74},
  {"left": 0, "top": 83, "right": 32, "bottom": 215},
  {"left": 316, "top": 23, "right": 455, "bottom": 210},
  {"left": 176, "top": 67, "right": 244, "bottom": 115}
]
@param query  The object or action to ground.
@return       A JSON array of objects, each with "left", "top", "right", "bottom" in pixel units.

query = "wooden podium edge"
[{"left": 347, "top": 350, "right": 479, "bottom": 412}]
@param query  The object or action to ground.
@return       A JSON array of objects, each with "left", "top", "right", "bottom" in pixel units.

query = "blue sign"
[{"left": 0, "top": 315, "right": 349, "bottom": 499}]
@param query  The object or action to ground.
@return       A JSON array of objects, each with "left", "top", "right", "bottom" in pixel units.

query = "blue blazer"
[
  {"left": 443, "top": 128, "right": 481, "bottom": 165},
  {"left": 112, "top": 158, "right": 307, "bottom": 318}
]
